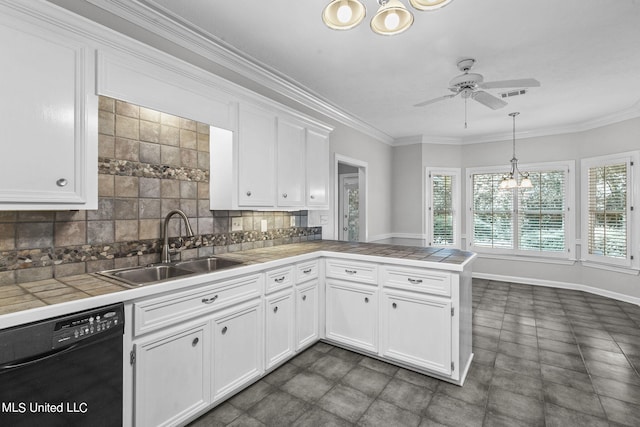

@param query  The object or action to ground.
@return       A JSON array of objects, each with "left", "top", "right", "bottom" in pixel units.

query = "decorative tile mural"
[{"left": 0, "top": 97, "right": 320, "bottom": 285}]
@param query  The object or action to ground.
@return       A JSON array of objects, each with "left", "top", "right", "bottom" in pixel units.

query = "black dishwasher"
[{"left": 0, "top": 303, "right": 124, "bottom": 427}]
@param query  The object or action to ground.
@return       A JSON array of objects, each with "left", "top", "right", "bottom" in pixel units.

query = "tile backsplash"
[{"left": 0, "top": 97, "right": 320, "bottom": 285}]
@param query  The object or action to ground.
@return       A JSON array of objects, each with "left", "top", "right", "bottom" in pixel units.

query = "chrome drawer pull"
[
  {"left": 202, "top": 295, "right": 219, "bottom": 304},
  {"left": 192, "top": 337, "right": 199, "bottom": 347},
  {"left": 274, "top": 276, "right": 286, "bottom": 283},
  {"left": 392, "top": 302, "right": 397, "bottom": 309},
  {"left": 407, "top": 278, "right": 423, "bottom": 284},
  {"left": 364, "top": 297, "right": 369, "bottom": 303},
  {"left": 221, "top": 326, "right": 228, "bottom": 335},
  {"left": 302, "top": 295, "right": 307, "bottom": 301},
  {"left": 273, "top": 306, "right": 278, "bottom": 313},
  {"left": 302, "top": 268, "right": 312, "bottom": 274},
  {"left": 345, "top": 269, "right": 357, "bottom": 275}
]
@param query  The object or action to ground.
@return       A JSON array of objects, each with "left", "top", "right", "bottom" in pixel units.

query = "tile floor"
[{"left": 188, "top": 279, "right": 640, "bottom": 426}]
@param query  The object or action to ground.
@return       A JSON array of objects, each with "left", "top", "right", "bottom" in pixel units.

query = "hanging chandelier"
[
  {"left": 322, "top": 0, "right": 454, "bottom": 36},
  {"left": 499, "top": 112, "right": 533, "bottom": 189}
]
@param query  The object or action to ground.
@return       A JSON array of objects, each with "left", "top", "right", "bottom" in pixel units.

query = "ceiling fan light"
[
  {"left": 371, "top": 0, "right": 414, "bottom": 35},
  {"left": 322, "top": 0, "right": 366, "bottom": 30},
  {"left": 409, "top": 0, "right": 454, "bottom": 11}
]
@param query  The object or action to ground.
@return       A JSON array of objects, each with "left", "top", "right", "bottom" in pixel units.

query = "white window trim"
[
  {"left": 466, "top": 161, "right": 575, "bottom": 260},
  {"left": 580, "top": 151, "right": 639, "bottom": 271},
  {"left": 425, "top": 167, "right": 461, "bottom": 249}
]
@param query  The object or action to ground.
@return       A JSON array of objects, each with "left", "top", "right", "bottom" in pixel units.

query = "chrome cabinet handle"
[
  {"left": 364, "top": 297, "right": 369, "bottom": 303},
  {"left": 221, "top": 326, "right": 228, "bottom": 335},
  {"left": 302, "top": 295, "right": 307, "bottom": 301},
  {"left": 273, "top": 306, "right": 278, "bottom": 313},
  {"left": 302, "top": 268, "right": 312, "bottom": 274},
  {"left": 274, "top": 276, "right": 286, "bottom": 283},
  {"left": 392, "top": 302, "right": 397, "bottom": 309},
  {"left": 345, "top": 269, "right": 357, "bottom": 275},
  {"left": 56, "top": 178, "right": 68, "bottom": 187},
  {"left": 246, "top": 190, "right": 252, "bottom": 196},
  {"left": 310, "top": 195, "right": 315, "bottom": 199},
  {"left": 282, "top": 193, "right": 288, "bottom": 198},
  {"left": 202, "top": 295, "right": 219, "bottom": 304},
  {"left": 192, "top": 337, "right": 199, "bottom": 347},
  {"left": 408, "top": 278, "right": 423, "bottom": 284}
]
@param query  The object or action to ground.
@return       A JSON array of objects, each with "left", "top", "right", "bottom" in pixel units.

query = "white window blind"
[
  {"left": 587, "top": 162, "right": 628, "bottom": 259},
  {"left": 426, "top": 168, "right": 461, "bottom": 248},
  {"left": 469, "top": 163, "right": 572, "bottom": 257}
]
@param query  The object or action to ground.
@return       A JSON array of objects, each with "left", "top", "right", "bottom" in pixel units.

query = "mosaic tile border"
[
  {"left": 98, "top": 157, "right": 209, "bottom": 182},
  {"left": 0, "top": 227, "right": 322, "bottom": 272}
]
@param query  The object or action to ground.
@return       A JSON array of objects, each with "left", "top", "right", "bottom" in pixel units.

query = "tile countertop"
[{"left": 0, "top": 241, "right": 475, "bottom": 328}]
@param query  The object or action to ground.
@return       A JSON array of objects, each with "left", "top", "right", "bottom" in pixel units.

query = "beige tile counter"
[{"left": 0, "top": 241, "right": 474, "bottom": 324}]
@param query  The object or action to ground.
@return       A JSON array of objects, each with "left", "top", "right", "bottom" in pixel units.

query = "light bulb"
[
  {"left": 337, "top": 4, "right": 353, "bottom": 23},
  {"left": 384, "top": 11, "right": 400, "bottom": 30}
]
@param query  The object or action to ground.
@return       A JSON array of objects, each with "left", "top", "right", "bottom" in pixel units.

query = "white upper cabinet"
[
  {"left": 305, "top": 128, "right": 330, "bottom": 209},
  {"left": 0, "top": 5, "right": 97, "bottom": 210},
  {"left": 277, "top": 117, "right": 306, "bottom": 207},
  {"left": 237, "top": 104, "right": 277, "bottom": 207},
  {"left": 211, "top": 101, "right": 332, "bottom": 211}
]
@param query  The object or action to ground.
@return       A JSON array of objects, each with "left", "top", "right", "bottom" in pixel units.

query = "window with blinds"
[
  {"left": 426, "top": 168, "right": 460, "bottom": 248},
  {"left": 587, "top": 162, "right": 628, "bottom": 259},
  {"left": 470, "top": 164, "right": 571, "bottom": 256}
]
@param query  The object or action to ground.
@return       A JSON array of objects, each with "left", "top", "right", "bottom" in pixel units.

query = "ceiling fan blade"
[
  {"left": 413, "top": 94, "right": 456, "bottom": 107},
  {"left": 472, "top": 91, "right": 508, "bottom": 110},
  {"left": 478, "top": 78, "right": 540, "bottom": 89}
]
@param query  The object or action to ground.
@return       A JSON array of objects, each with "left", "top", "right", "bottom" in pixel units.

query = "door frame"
[{"left": 334, "top": 154, "right": 368, "bottom": 242}]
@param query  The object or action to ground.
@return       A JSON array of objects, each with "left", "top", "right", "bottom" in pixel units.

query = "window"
[
  {"left": 426, "top": 168, "right": 460, "bottom": 248},
  {"left": 468, "top": 162, "right": 574, "bottom": 258},
  {"left": 581, "top": 152, "right": 638, "bottom": 269}
]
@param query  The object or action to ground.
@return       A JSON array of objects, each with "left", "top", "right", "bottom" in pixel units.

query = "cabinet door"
[
  {"left": 305, "top": 129, "right": 330, "bottom": 209},
  {"left": 381, "top": 291, "right": 452, "bottom": 375},
  {"left": 211, "top": 300, "right": 263, "bottom": 402},
  {"left": 265, "top": 290, "right": 295, "bottom": 369},
  {"left": 277, "top": 118, "right": 306, "bottom": 207},
  {"left": 237, "top": 104, "right": 276, "bottom": 207},
  {"left": 325, "top": 280, "right": 377, "bottom": 352},
  {"left": 296, "top": 280, "right": 319, "bottom": 350},
  {"left": 0, "top": 9, "right": 96, "bottom": 209},
  {"left": 134, "top": 323, "right": 210, "bottom": 427}
]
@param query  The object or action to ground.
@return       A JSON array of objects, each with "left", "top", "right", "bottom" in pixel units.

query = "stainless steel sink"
[
  {"left": 175, "top": 257, "right": 244, "bottom": 273},
  {"left": 97, "top": 257, "right": 245, "bottom": 287}
]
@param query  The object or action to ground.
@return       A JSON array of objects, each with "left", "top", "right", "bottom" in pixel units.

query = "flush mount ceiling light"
[
  {"left": 322, "top": 0, "right": 453, "bottom": 35},
  {"left": 499, "top": 112, "right": 533, "bottom": 190}
]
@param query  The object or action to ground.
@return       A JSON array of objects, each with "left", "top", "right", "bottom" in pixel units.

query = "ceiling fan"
[{"left": 414, "top": 58, "right": 540, "bottom": 111}]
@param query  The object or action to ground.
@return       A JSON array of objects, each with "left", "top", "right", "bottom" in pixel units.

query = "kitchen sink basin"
[
  {"left": 97, "top": 257, "right": 245, "bottom": 287},
  {"left": 175, "top": 257, "right": 244, "bottom": 273}
]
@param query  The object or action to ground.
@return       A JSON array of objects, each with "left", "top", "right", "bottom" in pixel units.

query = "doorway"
[{"left": 335, "top": 154, "right": 367, "bottom": 242}]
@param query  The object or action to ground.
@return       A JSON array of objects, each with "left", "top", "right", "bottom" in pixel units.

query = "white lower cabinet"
[
  {"left": 134, "top": 322, "right": 210, "bottom": 427},
  {"left": 325, "top": 279, "right": 377, "bottom": 353},
  {"left": 265, "top": 289, "right": 295, "bottom": 370},
  {"left": 211, "top": 300, "right": 263, "bottom": 402},
  {"left": 380, "top": 290, "right": 452, "bottom": 376},
  {"left": 296, "top": 279, "right": 319, "bottom": 350}
]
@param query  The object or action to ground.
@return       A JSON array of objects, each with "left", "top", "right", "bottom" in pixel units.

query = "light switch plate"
[
  {"left": 231, "top": 218, "right": 242, "bottom": 231},
  {"left": 260, "top": 219, "right": 267, "bottom": 232},
  {"left": 290, "top": 216, "right": 296, "bottom": 227}
]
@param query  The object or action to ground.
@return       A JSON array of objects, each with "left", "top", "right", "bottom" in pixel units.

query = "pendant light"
[
  {"left": 370, "top": 0, "right": 414, "bottom": 35},
  {"left": 499, "top": 112, "right": 533, "bottom": 189},
  {"left": 409, "top": 0, "right": 454, "bottom": 11},
  {"left": 322, "top": 0, "right": 366, "bottom": 30}
]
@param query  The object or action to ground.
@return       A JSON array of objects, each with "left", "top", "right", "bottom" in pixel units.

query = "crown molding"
[{"left": 81, "top": 0, "right": 394, "bottom": 145}]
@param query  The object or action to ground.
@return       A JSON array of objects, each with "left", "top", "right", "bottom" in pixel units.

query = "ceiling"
[{"left": 65, "top": 0, "right": 640, "bottom": 143}]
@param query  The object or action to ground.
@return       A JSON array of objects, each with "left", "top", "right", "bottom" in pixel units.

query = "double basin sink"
[{"left": 98, "top": 257, "right": 245, "bottom": 288}]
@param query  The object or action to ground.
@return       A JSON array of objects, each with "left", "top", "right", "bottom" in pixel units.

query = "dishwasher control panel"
[{"left": 52, "top": 304, "right": 124, "bottom": 349}]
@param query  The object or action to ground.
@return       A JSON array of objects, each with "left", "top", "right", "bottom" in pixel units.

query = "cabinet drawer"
[
  {"left": 134, "top": 274, "right": 263, "bottom": 336},
  {"left": 325, "top": 259, "right": 377, "bottom": 285},
  {"left": 382, "top": 266, "right": 451, "bottom": 297},
  {"left": 265, "top": 265, "right": 294, "bottom": 293},
  {"left": 296, "top": 260, "right": 319, "bottom": 283}
]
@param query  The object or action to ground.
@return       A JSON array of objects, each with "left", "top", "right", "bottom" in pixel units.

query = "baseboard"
[{"left": 473, "top": 272, "right": 640, "bottom": 306}]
